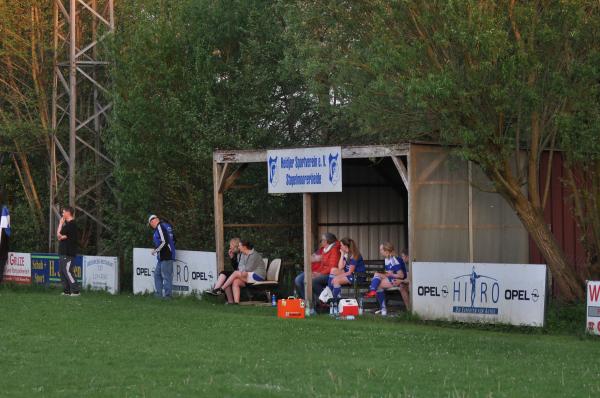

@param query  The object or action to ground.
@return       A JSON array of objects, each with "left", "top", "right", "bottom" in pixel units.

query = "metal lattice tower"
[{"left": 50, "top": 0, "right": 115, "bottom": 252}]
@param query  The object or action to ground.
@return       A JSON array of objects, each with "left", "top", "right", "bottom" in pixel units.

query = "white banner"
[
  {"left": 586, "top": 281, "right": 600, "bottom": 336},
  {"left": 411, "top": 262, "right": 547, "bottom": 327},
  {"left": 82, "top": 256, "right": 119, "bottom": 294},
  {"left": 133, "top": 248, "right": 216, "bottom": 296},
  {"left": 3, "top": 252, "right": 31, "bottom": 284},
  {"left": 267, "top": 147, "right": 342, "bottom": 193}
]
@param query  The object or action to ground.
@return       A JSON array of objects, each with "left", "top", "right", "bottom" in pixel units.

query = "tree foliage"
[
  {"left": 0, "top": 0, "right": 53, "bottom": 251},
  {"left": 289, "top": 0, "right": 600, "bottom": 300},
  {"left": 107, "top": 0, "right": 320, "bottom": 277}
]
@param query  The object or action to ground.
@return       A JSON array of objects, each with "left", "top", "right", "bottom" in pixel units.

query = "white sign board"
[
  {"left": 82, "top": 256, "right": 119, "bottom": 294},
  {"left": 586, "top": 281, "right": 600, "bottom": 335},
  {"left": 411, "top": 262, "right": 547, "bottom": 327},
  {"left": 267, "top": 147, "right": 342, "bottom": 193},
  {"left": 2, "top": 252, "right": 31, "bottom": 284},
  {"left": 133, "top": 248, "right": 216, "bottom": 296}
]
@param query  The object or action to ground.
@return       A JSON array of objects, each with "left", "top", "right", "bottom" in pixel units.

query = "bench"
[
  {"left": 243, "top": 258, "right": 282, "bottom": 301},
  {"left": 340, "top": 260, "right": 410, "bottom": 311}
]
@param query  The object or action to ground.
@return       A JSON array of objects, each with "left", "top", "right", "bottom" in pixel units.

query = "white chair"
[{"left": 252, "top": 258, "right": 281, "bottom": 285}]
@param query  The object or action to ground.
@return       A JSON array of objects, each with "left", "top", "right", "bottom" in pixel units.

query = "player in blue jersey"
[
  {"left": 364, "top": 242, "right": 408, "bottom": 316},
  {"left": 328, "top": 238, "right": 365, "bottom": 300}
]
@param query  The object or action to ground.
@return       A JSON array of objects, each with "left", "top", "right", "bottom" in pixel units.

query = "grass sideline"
[{"left": 1, "top": 286, "right": 599, "bottom": 397}]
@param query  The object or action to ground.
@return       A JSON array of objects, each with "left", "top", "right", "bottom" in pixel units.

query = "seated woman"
[
  {"left": 220, "top": 240, "right": 266, "bottom": 304},
  {"left": 364, "top": 242, "right": 408, "bottom": 316},
  {"left": 207, "top": 237, "right": 241, "bottom": 295},
  {"left": 328, "top": 237, "right": 365, "bottom": 300},
  {"left": 294, "top": 232, "right": 340, "bottom": 309}
]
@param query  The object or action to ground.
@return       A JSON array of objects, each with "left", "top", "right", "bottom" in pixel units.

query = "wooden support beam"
[
  {"left": 213, "top": 161, "right": 224, "bottom": 273},
  {"left": 224, "top": 223, "right": 303, "bottom": 229},
  {"left": 213, "top": 144, "right": 410, "bottom": 164},
  {"left": 222, "top": 164, "right": 248, "bottom": 192},
  {"left": 416, "top": 152, "right": 448, "bottom": 184},
  {"left": 391, "top": 156, "right": 409, "bottom": 189},
  {"left": 303, "top": 193, "right": 313, "bottom": 316},
  {"left": 217, "top": 162, "right": 230, "bottom": 193},
  {"left": 342, "top": 144, "right": 409, "bottom": 159}
]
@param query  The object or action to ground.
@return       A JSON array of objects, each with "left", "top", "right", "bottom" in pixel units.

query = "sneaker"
[
  {"left": 375, "top": 308, "right": 388, "bottom": 316},
  {"left": 364, "top": 290, "right": 377, "bottom": 298},
  {"left": 70, "top": 292, "right": 81, "bottom": 297},
  {"left": 206, "top": 288, "right": 223, "bottom": 296},
  {"left": 61, "top": 292, "right": 71, "bottom": 296}
]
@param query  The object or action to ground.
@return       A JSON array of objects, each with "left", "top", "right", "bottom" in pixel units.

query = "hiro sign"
[
  {"left": 133, "top": 248, "right": 216, "bottom": 296},
  {"left": 412, "top": 262, "right": 547, "bottom": 327},
  {"left": 267, "top": 147, "right": 342, "bottom": 193},
  {"left": 586, "top": 281, "right": 600, "bottom": 336}
]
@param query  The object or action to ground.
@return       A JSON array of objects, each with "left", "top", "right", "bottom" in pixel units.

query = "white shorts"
[{"left": 246, "top": 272, "right": 265, "bottom": 284}]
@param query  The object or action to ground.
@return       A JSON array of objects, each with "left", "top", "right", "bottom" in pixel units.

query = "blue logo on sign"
[
  {"left": 328, "top": 153, "right": 339, "bottom": 184},
  {"left": 452, "top": 266, "right": 500, "bottom": 315},
  {"left": 268, "top": 156, "right": 278, "bottom": 186}
]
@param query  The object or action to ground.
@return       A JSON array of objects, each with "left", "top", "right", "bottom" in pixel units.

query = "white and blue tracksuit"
[
  {"left": 153, "top": 221, "right": 176, "bottom": 297},
  {"left": 0, "top": 206, "right": 11, "bottom": 282}
]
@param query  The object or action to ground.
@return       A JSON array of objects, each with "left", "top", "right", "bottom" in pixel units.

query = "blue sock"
[
  {"left": 369, "top": 276, "right": 381, "bottom": 291},
  {"left": 376, "top": 290, "right": 386, "bottom": 309},
  {"left": 328, "top": 275, "right": 334, "bottom": 290},
  {"left": 333, "top": 286, "right": 341, "bottom": 299}
]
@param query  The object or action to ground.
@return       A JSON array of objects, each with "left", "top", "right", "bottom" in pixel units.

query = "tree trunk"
[{"left": 508, "top": 191, "right": 584, "bottom": 301}]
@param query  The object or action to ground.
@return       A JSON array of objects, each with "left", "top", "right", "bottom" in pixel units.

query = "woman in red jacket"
[{"left": 294, "top": 232, "right": 341, "bottom": 313}]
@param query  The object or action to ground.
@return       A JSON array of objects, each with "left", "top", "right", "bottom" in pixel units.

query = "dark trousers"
[
  {"left": 0, "top": 254, "right": 7, "bottom": 283},
  {"left": 59, "top": 255, "right": 80, "bottom": 294}
]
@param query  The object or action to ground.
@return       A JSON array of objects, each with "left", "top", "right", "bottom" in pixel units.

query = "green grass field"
[{"left": 1, "top": 287, "right": 599, "bottom": 397}]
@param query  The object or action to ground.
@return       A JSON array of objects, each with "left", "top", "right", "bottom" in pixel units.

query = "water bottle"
[
  {"left": 333, "top": 299, "right": 339, "bottom": 317},
  {"left": 271, "top": 293, "right": 277, "bottom": 307},
  {"left": 329, "top": 300, "right": 335, "bottom": 316},
  {"left": 358, "top": 298, "right": 364, "bottom": 316}
]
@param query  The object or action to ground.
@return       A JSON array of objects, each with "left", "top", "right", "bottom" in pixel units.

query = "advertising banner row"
[
  {"left": 2, "top": 252, "right": 119, "bottom": 294},
  {"left": 411, "top": 262, "right": 548, "bottom": 327},
  {"left": 133, "top": 248, "right": 216, "bottom": 296}
]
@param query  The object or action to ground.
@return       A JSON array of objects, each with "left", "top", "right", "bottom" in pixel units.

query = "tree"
[
  {"left": 289, "top": 0, "right": 600, "bottom": 301},
  {"left": 0, "top": 0, "right": 53, "bottom": 249},
  {"left": 107, "top": 0, "right": 319, "bottom": 282}
]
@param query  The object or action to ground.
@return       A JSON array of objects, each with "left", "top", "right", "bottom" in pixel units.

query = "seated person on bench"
[
  {"left": 220, "top": 240, "right": 266, "bottom": 304},
  {"left": 364, "top": 242, "right": 408, "bottom": 316},
  {"left": 207, "top": 237, "right": 241, "bottom": 295},
  {"left": 294, "top": 232, "right": 340, "bottom": 311},
  {"left": 328, "top": 237, "right": 365, "bottom": 300}
]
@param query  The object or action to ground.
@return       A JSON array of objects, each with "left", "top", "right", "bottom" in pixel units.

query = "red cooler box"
[
  {"left": 277, "top": 297, "right": 305, "bottom": 319},
  {"left": 338, "top": 299, "right": 359, "bottom": 316}
]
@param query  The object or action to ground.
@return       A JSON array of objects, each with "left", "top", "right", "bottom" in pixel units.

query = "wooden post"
[
  {"left": 407, "top": 146, "right": 414, "bottom": 312},
  {"left": 303, "top": 193, "right": 313, "bottom": 316},
  {"left": 213, "top": 160, "right": 224, "bottom": 273},
  {"left": 468, "top": 161, "right": 474, "bottom": 262}
]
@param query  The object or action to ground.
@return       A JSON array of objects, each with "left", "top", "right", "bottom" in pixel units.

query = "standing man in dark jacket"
[
  {"left": 57, "top": 206, "right": 79, "bottom": 296},
  {"left": 148, "top": 214, "right": 176, "bottom": 298},
  {"left": 0, "top": 191, "right": 10, "bottom": 283}
]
